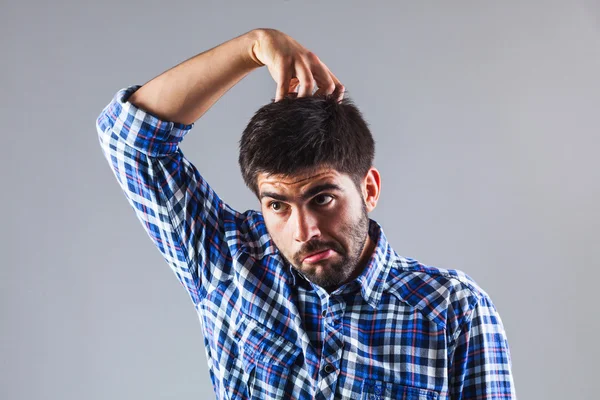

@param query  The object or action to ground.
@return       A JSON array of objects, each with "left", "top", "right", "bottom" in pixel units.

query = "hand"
[{"left": 250, "top": 28, "right": 345, "bottom": 102}]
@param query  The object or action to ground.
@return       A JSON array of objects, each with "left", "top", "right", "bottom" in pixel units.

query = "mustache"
[{"left": 295, "top": 240, "right": 343, "bottom": 263}]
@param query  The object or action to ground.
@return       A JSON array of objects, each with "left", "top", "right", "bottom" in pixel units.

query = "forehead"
[{"left": 257, "top": 167, "right": 348, "bottom": 193}]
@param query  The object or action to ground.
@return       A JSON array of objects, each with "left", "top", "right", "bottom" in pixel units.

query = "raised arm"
[
  {"left": 127, "top": 30, "right": 261, "bottom": 125},
  {"left": 95, "top": 28, "right": 344, "bottom": 305},
  {"left": 128, "top": 28, "right": 344, "bottom": 125}
]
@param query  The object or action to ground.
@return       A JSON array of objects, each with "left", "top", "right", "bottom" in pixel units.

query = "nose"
[{"left": 292, "top": 208, "right": 321, "bottom": 243}]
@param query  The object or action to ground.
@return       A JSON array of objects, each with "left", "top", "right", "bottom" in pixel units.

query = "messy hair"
[{"left": 238, "top": 93, "right": 375, "bottom": 198}]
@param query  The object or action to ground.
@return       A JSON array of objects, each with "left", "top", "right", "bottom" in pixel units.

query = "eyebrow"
[{"left": 260, "top": 182, "right": 344, "bottom": 202}]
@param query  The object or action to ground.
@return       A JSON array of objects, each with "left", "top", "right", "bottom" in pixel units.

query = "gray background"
[{"left": 1, "top": 0, "right": 598, "bottom": 399}]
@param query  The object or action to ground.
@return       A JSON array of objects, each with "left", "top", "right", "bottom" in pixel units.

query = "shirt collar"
[
  {"left": 286, "top": 218, "right": 396, "bottom": 309},
  {"left": 350, "top": 218, "right": 396, "bottom": 308}
]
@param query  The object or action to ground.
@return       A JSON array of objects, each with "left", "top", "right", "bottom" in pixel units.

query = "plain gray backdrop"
[{"left": 2, "top": 1, "right": 598, "bottom": 399}]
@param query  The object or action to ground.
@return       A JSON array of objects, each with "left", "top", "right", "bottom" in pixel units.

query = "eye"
[
  {"left": 269, "top": 201, "right": 288, "bottom": 212},
  {"left": 313, "top": 194, "right": 334, "bottom": 206}
]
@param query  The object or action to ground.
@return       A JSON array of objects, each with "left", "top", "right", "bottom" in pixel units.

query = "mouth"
[{"left": 303, "top": 249, "right": 335, "bottom": 263}]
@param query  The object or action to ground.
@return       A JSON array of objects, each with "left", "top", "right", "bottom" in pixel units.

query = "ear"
[{"left": 362, "top": 167, "right": 381, "bottom": 213}]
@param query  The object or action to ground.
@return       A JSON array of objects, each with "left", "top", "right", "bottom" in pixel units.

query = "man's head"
[{"left": 238, "top": 93, "right": 380, "bottom": 290}]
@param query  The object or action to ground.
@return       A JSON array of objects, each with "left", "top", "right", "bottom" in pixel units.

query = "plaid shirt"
[{"left": 96, "top": 85, "right": 516, "bottom": 400}]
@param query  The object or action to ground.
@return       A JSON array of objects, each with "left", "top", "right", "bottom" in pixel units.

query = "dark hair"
[{"left": 238, "top": 92, "right": 375, "bottom": 198}]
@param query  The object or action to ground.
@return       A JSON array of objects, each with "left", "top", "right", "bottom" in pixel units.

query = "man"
[{"left": 96, "top": 28, "right": 516, "bottom": 399}]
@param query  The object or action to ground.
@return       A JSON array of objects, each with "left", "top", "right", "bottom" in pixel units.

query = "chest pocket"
[
  {"left": 226, "top": 316, "right": 302, "bottom": 400},
  {"left": 361, "top": 379, "right": 440, "bottom": 400}
]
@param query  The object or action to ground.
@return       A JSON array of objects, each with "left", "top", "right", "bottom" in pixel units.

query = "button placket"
[
  {"left": 328, "top": 298, "right": 345, "bottom": 326},
  {"left": 318, "top": 297, "right": 346, "bottom": 396}
]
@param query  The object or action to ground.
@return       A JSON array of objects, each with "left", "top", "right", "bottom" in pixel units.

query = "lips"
[{"left": 303, "top": 249, "right": 334, "bottom": 263}]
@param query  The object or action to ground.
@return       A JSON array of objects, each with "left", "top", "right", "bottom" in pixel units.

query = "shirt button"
[
  {"left": 324, "top": 363, "right": 335, "bottom": 373},
  {"left": 322, "top": 310, "right": 327, "bottom": 317}
]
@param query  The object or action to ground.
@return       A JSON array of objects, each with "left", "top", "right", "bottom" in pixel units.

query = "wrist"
[{"left": 246, "top": 28, "right": 270, "bottom": 68}]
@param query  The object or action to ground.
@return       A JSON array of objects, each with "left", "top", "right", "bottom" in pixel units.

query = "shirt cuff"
[{"left": 101, "top": 85, "right": 194, "bottom": 157}]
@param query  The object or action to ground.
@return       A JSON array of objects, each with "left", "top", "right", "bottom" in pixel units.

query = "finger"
[
  {"left": 295, "top": 62, "right": 315, "bottom": 98},
  {"left": 327, "top": 69, "right": 345, "bottom": 102},
  {"left": 313, "top": 63, "right": 336, "bottom": 97},
  {"left": 281, "top": 78, "right": 300, "bottom": 100},
  {"left": 289, "top": 77, "right": 300, "bottom": 93},
  {"left": 275, "top": 67, "right": 293, "bottom": 102},
  {"left": 306, "top": 53, "right": 335, "bottom": 97}
]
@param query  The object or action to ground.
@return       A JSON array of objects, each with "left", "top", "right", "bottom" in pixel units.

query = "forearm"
[{"left": 128, "top": 29, "right": 265, "bottom": 125}]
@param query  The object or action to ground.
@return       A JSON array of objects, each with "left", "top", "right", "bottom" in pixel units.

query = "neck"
[
  {"left": 356, "top": 234, "right": 377, "bottom": 277},
  {"left": 328, "top": 233, "right": 376, "bottom": 293}
]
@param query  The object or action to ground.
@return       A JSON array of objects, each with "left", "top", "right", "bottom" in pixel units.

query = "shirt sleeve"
[
  {"left": 448, "top": 292, "right": 517, "bottom": 399},
  {"left": 95, "top": 85, "right": 237, "bottom": 305}
]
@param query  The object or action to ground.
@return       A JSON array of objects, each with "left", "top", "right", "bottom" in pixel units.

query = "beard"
[{"left": 281, "top": 201, "right": 370, "bottom": 290}]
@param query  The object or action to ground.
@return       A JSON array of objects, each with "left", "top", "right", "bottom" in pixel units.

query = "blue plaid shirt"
[{"left": 96, "top": 85, "right": 516, "bottom": 400}]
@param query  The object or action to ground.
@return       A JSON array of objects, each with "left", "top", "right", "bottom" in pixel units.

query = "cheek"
[
  {"left": 265, "top": 218, "right": 291, "bottom": 248},
  {"left": 330, "top": 203, "right": 362, "bottom": 238},
  {"left": 329, "top": 202, "right": 353, "bottom": 226}
]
